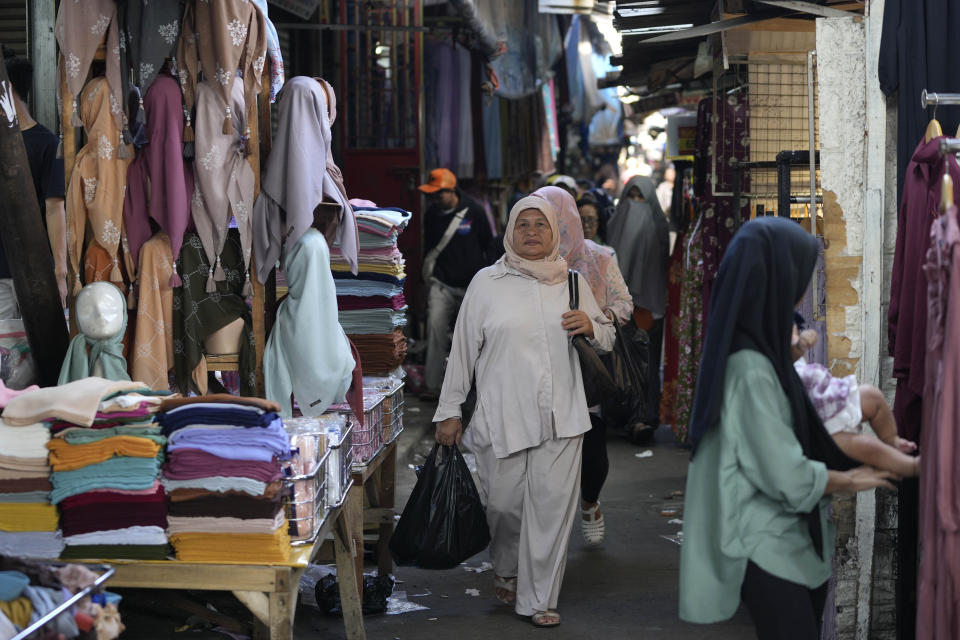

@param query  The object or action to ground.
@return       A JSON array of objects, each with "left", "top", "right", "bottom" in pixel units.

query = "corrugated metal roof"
[{"left": 0, "top": 0, "right": 28, "bottom": 57}]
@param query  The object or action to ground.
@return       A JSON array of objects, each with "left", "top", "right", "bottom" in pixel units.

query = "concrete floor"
[{"left": 294, "top": 398, "right": 756, "bottom": 640}]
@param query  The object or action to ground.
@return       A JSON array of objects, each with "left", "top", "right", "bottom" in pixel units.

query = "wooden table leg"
[
  {"left": 334, "top": 514, "right": 367, "bottom": 640},
  {"left": 346, "top": 479, "right": 364, "bottom": 595},
  {"left": 377, "top": 445, "right": 397, "bottom": 578}
]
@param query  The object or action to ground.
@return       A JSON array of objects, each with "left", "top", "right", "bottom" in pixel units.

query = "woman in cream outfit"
[{"left": 434, "top": 196, "right": 615, "bottom": 627}]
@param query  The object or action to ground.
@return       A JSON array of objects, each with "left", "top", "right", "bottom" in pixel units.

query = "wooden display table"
[
  {"left": 97, "top": 507, "right": 366, "bottom": 640},
  {"left": 345, "top": 439, "right": 398, "bottom": 595}
]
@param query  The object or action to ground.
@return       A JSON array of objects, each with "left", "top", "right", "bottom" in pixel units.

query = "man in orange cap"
[{"left": 419, "top": 168, "right": 494, "bottom": 401}]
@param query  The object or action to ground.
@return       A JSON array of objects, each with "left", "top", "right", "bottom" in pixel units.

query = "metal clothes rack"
[
  {"left": 730, "top": 150, "right": 821, "bottom": 227},
  {"left": 922, "top": 90, "right": 960, "bottom": 109},
  {"left": 11, "top": 566, "right": 115, "bottom": 640},
  {"left": 939, "top": 138, "right": 960, "bottom": 156}
]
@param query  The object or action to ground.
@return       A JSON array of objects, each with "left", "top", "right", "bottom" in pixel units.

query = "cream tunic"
[{"left": 433, "top": 262, "right": 615, "bottom": 458}]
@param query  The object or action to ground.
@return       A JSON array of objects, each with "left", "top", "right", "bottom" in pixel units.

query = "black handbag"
[{"left": 568, "top": 270, "right": 619, "bottom": 406}]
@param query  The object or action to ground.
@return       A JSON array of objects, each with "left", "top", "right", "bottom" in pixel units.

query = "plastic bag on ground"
[{"left": 389, "top": 444, "right": 490, "bottom": 569}]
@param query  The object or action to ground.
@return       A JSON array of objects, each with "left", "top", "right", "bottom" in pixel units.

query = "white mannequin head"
[{"left": 75, "top": 282, "right": 125, "bottom": 340}]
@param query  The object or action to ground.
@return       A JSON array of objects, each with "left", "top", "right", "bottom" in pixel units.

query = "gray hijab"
[
  {"left": 608, "top": 176, "right": 670, "bottom": 315},
  {"left": 252, "top": 76, "right": 359, "bottom": 283}
]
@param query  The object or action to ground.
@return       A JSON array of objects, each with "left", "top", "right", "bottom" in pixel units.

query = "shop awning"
[{"left": 611, "top": 0, "right": 862, "bottom": 97}]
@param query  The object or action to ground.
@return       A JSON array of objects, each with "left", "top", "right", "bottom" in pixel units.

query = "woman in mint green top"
[{"left": 678, "top": 218, "right": 896, "bottom": 639}]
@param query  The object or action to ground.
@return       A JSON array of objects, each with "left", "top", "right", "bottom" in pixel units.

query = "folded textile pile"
[
  {"left": 330, "top": 207, "right": 411, "bottom": 374},
  {"left": 0, "top": 420, "right": 61, "bottom": 559},
  {"left": 347, "top": 330, "right": 408, "bottom": 376},
  {"left": 158, "top": 396, "right": 293, "bottom": 563},
  {"left": 39, "top": 385, "right": 171, "bottom": 560}
]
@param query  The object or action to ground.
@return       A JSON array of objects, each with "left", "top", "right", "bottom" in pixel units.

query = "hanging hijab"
[
  {"left": 688, "top": 217, "right": 856, "bottom": 555},
  {"left": 192, "top": 77, "right": 256, "bottom": 296},
  {"left": 56, "top": 0, "right": 125, "bottom": 135},
  {"left": 252, "top": 76, "right": 359, "bottom": 283},
  {"left": 532, "top": 186, "right": 611, "bottom": 305},
  {"left": 500, "top": 196, "right": 566, "bottom": 285},
  {"left": 264, "top": 229, "right": 355, "bottom": 417},
  {"left": 119, "top": 0, "right": 182, "bottom": 138},
  {"left": 608, "top": 175, "right": 670, "bottom": 314},
  {"left": 176, "top": 0, "right": 267, "bottom": 138},
  {"left": 65, "top": 77, "right": 133, "bottom": 294},
  {"left": 123, "top": 74, "right": 194, "bottom": 288},
  {"left": 58, "top": 284, "right": 131, "bottom": 385},
  {"left": 250, "top": 0, "right": 286, "bottom": 102}
]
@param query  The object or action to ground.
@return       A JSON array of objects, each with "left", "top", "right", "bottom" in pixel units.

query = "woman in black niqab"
[{"left": 688, "top": 216, "right": 858, "bottom": 554}]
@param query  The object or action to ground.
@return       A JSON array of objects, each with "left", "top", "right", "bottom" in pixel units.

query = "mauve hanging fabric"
[
  {"left": 888, "top": 137, "right": 960, "bottom": 441},
  {"left": 917, "top": 204, "right": 960, "bottom": 640},
  {"left": 456, "top": 46, "right": 475, "bottom": 179},
  {"left": 435, "top": 41, "right": 458, "bottom": 172},
  {"left": 123, "top": 74, "right": 194, "bottom": 274}
]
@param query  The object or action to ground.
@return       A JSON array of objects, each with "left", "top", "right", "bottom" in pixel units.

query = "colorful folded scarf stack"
[
  {"left": 158, "top": 397, "right": 293, "bottom": 563},
  {"left": 45, "top": 389, "right": 171, "bottom": 560},
  {"left": 0, "top": 420, "right": 62, "bottom": 559},
  {"left": 330, "top": 207, "right": 411, "bottom": 374}
]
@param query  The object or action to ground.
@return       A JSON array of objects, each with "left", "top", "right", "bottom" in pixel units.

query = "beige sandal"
[
  {"left": 493, "top": 575, "right": 516, "bottom": 605},
  {"left": 581, "top": 502, "right": 605, "bottom": 545},
  {"left": 531, "top": 610, "right": 561, "bottom": 627}
]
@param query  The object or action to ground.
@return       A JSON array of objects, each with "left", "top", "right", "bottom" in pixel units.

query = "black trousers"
[
  {"left": 643, "top": 318, "right": 664, "bottom": 426},
  {"left": 580, "top": 413, "right": 607, "bottom": 504},
  {"left": 741, "top": 561, "right": 829, "bottom": 640}
]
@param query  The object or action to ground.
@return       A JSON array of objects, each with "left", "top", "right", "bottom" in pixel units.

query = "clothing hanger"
[{"left": 926, "top": 104, "right": 943, "bottom": 142}]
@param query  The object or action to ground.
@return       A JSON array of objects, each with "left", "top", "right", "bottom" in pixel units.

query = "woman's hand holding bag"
[{"left": 568, "top": 270, "right": 619, "bottom": 406}]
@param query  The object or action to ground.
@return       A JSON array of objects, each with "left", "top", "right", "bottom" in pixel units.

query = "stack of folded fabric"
[
  {"left": 0, "top": 420, "right": 61, "bottom": 559},
  {"left": 158, "top": 395, "right": 292, "bottom": 563},
  {"left": 46, "top": 390, "right": 170, "bottom": 560},
  {"left": 330, "top": 207, "right": 411, "bottom": 374}
]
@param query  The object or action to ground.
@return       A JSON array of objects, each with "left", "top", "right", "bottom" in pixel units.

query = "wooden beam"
[
  {"left": 28, "top": 0, "right": 57, "bottom": 132},
  {"left": 334, "top": 515, "right": 367, "bottom": 640},
  {"left": 0, "top": 58, "right": 70, "bottom": 385},
  {"left": 755, "top": 0, "right": 856, "bottom": 18}
]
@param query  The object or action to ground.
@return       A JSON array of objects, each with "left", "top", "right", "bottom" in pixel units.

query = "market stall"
[{"left": 0, "top": 1, "right": 412, "bottom": 638}]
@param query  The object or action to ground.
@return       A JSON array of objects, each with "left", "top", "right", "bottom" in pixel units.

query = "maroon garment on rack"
[
  {"left": 888, "top": 136, "right": 960, "bottom": 441},
  {"left": 917, "top": 203, "right": 960, "bottom": 640}
]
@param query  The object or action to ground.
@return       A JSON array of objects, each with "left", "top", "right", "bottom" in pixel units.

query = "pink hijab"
[
  {"left": 501, "top": 196, "right": 567, "bottom": 285},
  {"left": 532, "top": 186, "right": 612, "bottom": 307},
  {"left": 124, "top": 74, "right": 194, "bottom": 287}
]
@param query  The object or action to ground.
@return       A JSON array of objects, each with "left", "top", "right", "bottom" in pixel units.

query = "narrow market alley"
[{"left": 294, "top": 398, "right": 754, "bottom": 640}]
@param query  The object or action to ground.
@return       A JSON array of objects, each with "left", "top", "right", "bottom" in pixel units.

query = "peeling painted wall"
[
  {"left": 817, "top": 12, "right": 899, "bottom": 640},
  {"left": 818, "top": 17, "right": 866, "bottom": 379},
  {"left": 817, "top": 17, "right": 868, "bottom": 640}
]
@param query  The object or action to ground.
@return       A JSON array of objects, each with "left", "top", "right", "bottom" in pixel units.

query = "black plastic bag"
[
  {"left": 389, "top": 444, "right": 490, "bottom": 569},
  {"left": 314, "top": 573, "right": 396, "bottom": 616},
  {"left": 602, "top": 322, "right": 650, "bottom": 429}
]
